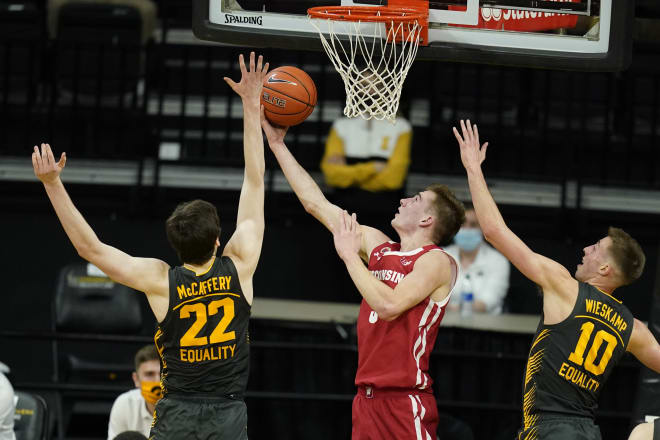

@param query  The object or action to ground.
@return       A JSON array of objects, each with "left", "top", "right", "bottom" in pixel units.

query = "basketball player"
[
  {"left": 453, "top": 119, "right": 660, "bottom": 439},
  {"left": 261, "top": 115, "right": 464, "bottom": 439},
  {"left": 32, "top": 52, "right": 269, "bottom": 439},
  {"left": 629, "top": 420, "right": 660, "bottom": 440}
]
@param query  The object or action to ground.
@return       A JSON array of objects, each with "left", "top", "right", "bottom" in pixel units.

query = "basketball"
[{"left": 261, "top": 66, "right": 317, "bottom": 127}]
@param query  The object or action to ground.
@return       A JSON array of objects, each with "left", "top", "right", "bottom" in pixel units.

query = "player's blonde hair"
[
  {"left": 425, "top": 184, "right": 465, "bottom": 246},
  {"left": 607, "top": 227, "right": 645, "bottom": 285}
]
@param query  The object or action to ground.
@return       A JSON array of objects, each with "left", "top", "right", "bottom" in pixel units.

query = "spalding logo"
[
  {"left": 262, "top": 92, "right": 286, "bottom": 108},
  {"left": 224, "top": 14, "right": 263, "bottom": 25}
]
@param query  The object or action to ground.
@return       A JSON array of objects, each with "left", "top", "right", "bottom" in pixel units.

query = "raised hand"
[
  {"left": 453, "top": 119, "right": 489, "bottom": 172},
  {"left": 32, "top": 143, "right": 66, "bottom": 184},
  {"left": 224, "top": 52, "right": 269, "bottom": 103},
  {"left": 332, "top": 210, "right": 362, "bottom": 261},
  {"left": 260, "top": 105, "right": 288, "bottom": 147}
]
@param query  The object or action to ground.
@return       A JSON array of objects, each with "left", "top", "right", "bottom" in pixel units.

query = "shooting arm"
[
  {"left": 456, "top": 120, "right": 572, "bottom": 295},
  {"left": 341, "top": 251, "right": 449, "bottom": 321},
  {"left": 42, "top": 179, "right": 169, "bottom": 296}
]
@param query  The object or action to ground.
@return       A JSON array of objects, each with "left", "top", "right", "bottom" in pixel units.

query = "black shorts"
[
  {"left": 149, "top": 395, "right": 248, "bottom": 440},
  {"left": 517, "top": 416, "right": 601, "bottom": 440}
]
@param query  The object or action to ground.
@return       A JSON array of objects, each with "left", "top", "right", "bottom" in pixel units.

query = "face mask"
[
  {"left": 140, "top": 381, "right": 163, "bottom": 405},
  {"left": 454, "top": 228, "right": 483, "bottom": 252}
]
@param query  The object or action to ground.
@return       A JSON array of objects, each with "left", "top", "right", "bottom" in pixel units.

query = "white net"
[{"left": 309, "top": 12, "right": 422, "bottom": 123}]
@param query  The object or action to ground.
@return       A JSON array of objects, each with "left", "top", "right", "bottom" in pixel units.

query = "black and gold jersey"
[
  {"left": 155, "top": 256, "right": 251, "bottom": 397},
  {"left": 520, "top": 282, "right": 634, "bottom": 431}
]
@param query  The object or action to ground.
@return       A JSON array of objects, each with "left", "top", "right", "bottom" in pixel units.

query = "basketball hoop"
[{"left": 308, "top": 1, "right": 428, "bottom": 122}]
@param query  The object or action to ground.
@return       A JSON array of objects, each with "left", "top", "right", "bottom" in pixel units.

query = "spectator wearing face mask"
[
  {"left": 108, "top": 345, "right": 162, "bottom": 440},
  {"left": 445, "top": 202, "right": 510, "bottom": 314}
]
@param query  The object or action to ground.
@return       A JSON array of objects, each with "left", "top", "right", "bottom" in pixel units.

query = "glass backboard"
[{"left": 193, "top": 0, "right": 633, "bottom": 71}]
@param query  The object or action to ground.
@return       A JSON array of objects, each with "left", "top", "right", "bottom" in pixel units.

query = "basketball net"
[{"left": 308, "top": 5, "right": 426, "bottom": 122}]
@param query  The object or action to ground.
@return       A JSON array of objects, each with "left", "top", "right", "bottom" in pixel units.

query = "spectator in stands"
[
  {"left": 113, "top": 432, "right": 148, "bottom": 440},
  {"left": 107, "top": 345, "right": 161, "bottom": 440},
  {"left": 445, "top": 202, "right": 510, "bottom": 314},
  {"left": 0, "top": 370, "right": 15, "bottom": 440},
  {"left": 320, "top": 110, "right": 412, "bottom": 232}
]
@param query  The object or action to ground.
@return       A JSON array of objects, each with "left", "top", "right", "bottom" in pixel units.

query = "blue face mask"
[{"left": 454, "top": 228, "right": 483, "bottom": 252}]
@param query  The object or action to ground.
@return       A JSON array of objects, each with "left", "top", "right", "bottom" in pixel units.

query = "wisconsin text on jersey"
[
  {"left": 371, "top": 269, "right": 405, "bottom": 284},
  {"left": 176, "top": 276, "right": 232, "bottom": 299}
]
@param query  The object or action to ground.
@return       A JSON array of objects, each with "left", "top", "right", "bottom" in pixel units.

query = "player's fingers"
[
  {"left": 452, "top": 126, "right": 463, "bottom": 144},
  {"left": 223, "top": 77, "right": 237, "bottom": 90},
  {"left": 58, "top": 152, "right": 67, "bottom": 168},
  {"left": 466, "top": 119, "right": 473, "bottom": 139},
  {"left": 40, "top": 143, "right": 48, "bottom": 161},
  {"left": 35, "top": 150, "right": 44, "bottom": 173},
  {"left": 263, "top": 61, "right": 269, "bottom": 75},
  {"left": 249, "top": 51, "right": 255, "bottom": 73},
  {"left": 460, "top": 120, "right": 470, "bottom": 142},
  {"left": 351, "top": 213, "right": 358, "bottom": 232},
  {"left": 256, "top": 54, "right": 263, "bottom": 73},
  {"left": 481, "top": 142, "right": 489, "bottom": 159},
  {"left": 31, "top": 151, "right": 38, "bottom": 174},
  {"left": 45, "top": 143, "right": 56, "bottom": 166},
  {"left": 473, "top": 123, "right": 479, "bottom": 141},
  {"left": 238, "top": 53, "right": 247, "bottom": 75}
]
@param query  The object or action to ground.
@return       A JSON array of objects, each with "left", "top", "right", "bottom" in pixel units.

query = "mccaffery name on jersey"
[{"left": 156, "top": 256, "right": 251, "bottom": 396}]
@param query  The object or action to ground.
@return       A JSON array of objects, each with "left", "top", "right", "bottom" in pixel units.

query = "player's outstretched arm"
[
  {"left": 222, "top": 52, "right": 269, "bottom": 304},
  {"left": 261, "top": 114, "right": 390, "bottom": 260},
  {"left": 454, "top": 120, "right": 575, "bottom": 299},
  {"left": 627, "top": 318, "right": 660, "bottom": 373},
  {"left": 333, "top": 211, "right": 451, "bottom": 320},
  {"left": 32, "top": 144, "right": 170, "bottom": 319}
]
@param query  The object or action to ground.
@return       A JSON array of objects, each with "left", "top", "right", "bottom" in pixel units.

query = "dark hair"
[
  {"left": 607, "top": 227, "right": 645, "bottom": 285},
  {"left": 425, "top": 184, "right": 466, "bottom": 246},
  {"left": 134, "top": 344, "right": 159, "bottom": 372},
  {"left": 462, "top": 201, "right": 474, "bottom": 212},
  {"left": 113, "top": 432, "right": 148, "bottom": 440},
  {"left": 166, "top": 200, "right": 220, "bottom": 265}
]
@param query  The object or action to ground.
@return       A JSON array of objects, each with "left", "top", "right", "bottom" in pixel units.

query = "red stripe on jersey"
[{"left": 355, "top": 242, "right": 456, "bottom": 390}]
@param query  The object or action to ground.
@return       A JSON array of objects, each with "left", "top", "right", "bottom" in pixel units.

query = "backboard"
[{"left": 192, "top": 0, "right": 633, "bottom": 71}]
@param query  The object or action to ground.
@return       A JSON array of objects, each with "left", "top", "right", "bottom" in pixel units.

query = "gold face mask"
[{"left": 140, "top": 381, "right": 163, "bottom": 405}]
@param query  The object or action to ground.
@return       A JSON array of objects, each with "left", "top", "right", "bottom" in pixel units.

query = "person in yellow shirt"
[{"left": 320, "top": 115, "right": 412, "bottom": 232}]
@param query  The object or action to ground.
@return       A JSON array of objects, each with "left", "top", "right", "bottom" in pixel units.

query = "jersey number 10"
[{"left": 568, "top": 321, "right": 618, "bottom": 376}]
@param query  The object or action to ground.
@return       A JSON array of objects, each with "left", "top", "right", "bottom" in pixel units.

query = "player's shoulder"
[{"left": 417, "top": 247, "right": 453, "bottom": 269}]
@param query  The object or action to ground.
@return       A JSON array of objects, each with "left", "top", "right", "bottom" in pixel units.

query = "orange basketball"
[{"left": 261, "top": 66, "right": 317, "bottom": 127}]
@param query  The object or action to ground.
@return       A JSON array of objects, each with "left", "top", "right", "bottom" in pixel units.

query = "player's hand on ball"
[
  {"left": 32, "top": 143, "right": 66, "bottom": 184},
  {"left": 453, "top": 119, "right": 488, "bottom": 172},
  {"left": 223, "top": 52, "right": 269, "bottom": 103},
  {"left": 260, "top": 105, "right": 288, "bottom": 146},
  {"left": 332, "top": 211, "right": 362, "bottom": 261}
]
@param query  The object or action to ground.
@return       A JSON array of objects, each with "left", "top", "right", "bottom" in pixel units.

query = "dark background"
[{"left": 2, "top": 0, "right": 660, "bottom": 439}]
